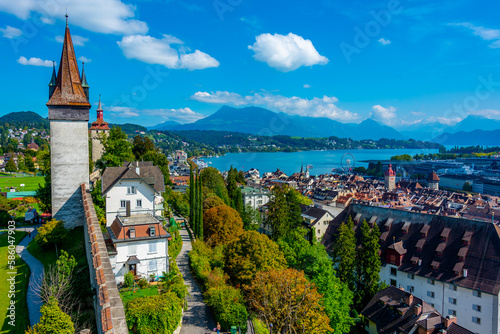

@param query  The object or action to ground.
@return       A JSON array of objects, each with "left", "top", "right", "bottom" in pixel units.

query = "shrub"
[
  {"left": 161, "top": 262, "right": 188, "bottom": 301},
  {"left": 124, "top": 272, "right": 134, "bottom": 288},
  {"left": 168, "top": 226, "right": 182, "bottom": 260},
  {"left": 125, "top": 292, "right": 182, "bottom": 334},
  {"left": 138, "top": 277, "right": 149, "bottom": 289},
  {"left": 35, "top": 219, "right": 67, "bottom": 248},
  {"left": 205, "top": 284, "right": 248, "bottom": 332},
  {"left": 26, "top": 296, "right": 74, "bottom": 334}
]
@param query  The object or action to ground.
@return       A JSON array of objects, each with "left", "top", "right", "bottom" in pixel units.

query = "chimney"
[
  {"left": 463, "top": 269, "right": 468, "bottom": 277},
  {"left": 414, "top": 303, "right": 422, "bottom": 316},
  {"left": 418, "top": 259, "right": 422, "bottom": 266},
  {"left": 136, "top": 161, "right": 140, "bottom": 175},
  {"left": 126, "top": 200, "right": 131, "bottom": 217},
  {"left": 405, "top": 292, "right": 413, "bottom": 306},
  {"left": 443, "top": 315, "right": 457, "bottom": 328}
]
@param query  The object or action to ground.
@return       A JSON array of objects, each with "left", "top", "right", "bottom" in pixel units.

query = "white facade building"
[
  {"left": 107, "top": 214, "right": 170, "bottom": 283},
  {"left": 102, "top": 161, "right": 165, "bottom": 226},
  {"left": 241, "top": 186, "right": 269, "bottom": 210}
]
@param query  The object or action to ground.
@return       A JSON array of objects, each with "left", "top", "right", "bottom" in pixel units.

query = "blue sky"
[{"left": 1, "top": 0, "right": 500, "bottom": 128}]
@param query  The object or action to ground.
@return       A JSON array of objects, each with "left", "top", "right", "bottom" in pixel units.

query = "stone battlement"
[{"left": 81, "top": 184, "right": 128, "bottom": 334}]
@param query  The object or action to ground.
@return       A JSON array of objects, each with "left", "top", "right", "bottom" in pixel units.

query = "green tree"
[
  {"left": 26, "top": 296, "right": 74, "bottom": 334},
  {"left": 203, "top": 204, "right": 244, "bottom": 247},
  {"left": 35, "top": 151, "right": 51, "bottom": 213},
  {"left": 35, "top": 219, "right": 68, "bottom": 249},
  {"left": 278, "top": 228, "right": 354, "bottom": 333},
  {"left": 463, "top": 182, "right": 473, "bottom": 192},
  {"left": 266, "top": 184, "right": 303, "bottom": 240},
  {"left": 203, "top": 195, "right": 225, "bottom": 211},
  {"left": 96, "top": 126, "right": 134, "bottom": 170},
  {"left": 356, "top": 220, "right": 382, "bottom": 310},
  {"left": 204, "top": 284, "right": 248, "bottom": 332},
  {"left": 334, "top": 216, "right": 356, "bottom": 292},
  {"left": 224, "top": 230, "right": 287, "bottom": 286},
  {"left": 200, "top": 167, "right": 230, "bottom": 205},
  {"left": 189, "top": 165, "right": 195, "bottom": 228},
  {"left": 5, "top": 158, "right": 16, "bottom": 172},
  {"left": 198, "top": 169, "right": 204, "bottom": 239},
  {"left": 132, "top": 135, "right": 155, "bottom": 160},
  {"left": 55, "top": 250, "right": 77, "bottom": 279}
]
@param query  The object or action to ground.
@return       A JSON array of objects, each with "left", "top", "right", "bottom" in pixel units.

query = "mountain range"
[{"left": 150, "top": 106, "right": 405, "bottom": 140}]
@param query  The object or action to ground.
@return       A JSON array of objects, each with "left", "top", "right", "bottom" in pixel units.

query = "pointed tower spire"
[
  {"left": 97, "top": 94, "right": 103, "bottom": 121},
  {"left": 46, "top": 17, "right": 90, "bottom": 107},
  {"left": 48, "top": 61, "right": 57, "bottom": 99},
  {"left": 81, "top": 62, "right": 89, "bottom": 101}
]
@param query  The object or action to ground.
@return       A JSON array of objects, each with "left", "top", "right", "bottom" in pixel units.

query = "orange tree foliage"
[
  {"left": 224, "top": 231, "right": 286, "bottom": 287},
  {"left": 246, "top": 268, "right": 332, "bottom": 334},
  {"left": 203, "top": 204, "right": 244, "bottom": 247}
]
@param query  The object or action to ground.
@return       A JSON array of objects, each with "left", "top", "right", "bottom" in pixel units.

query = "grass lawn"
[
  {"left": 27, "top": 227, "right": 96, "bottom": 331},
  {"left": 0, "top": 176, "right": 44, "bottom": 192},
  {"left": 119, "top": 286, "right": 159, "bottom": 305},
  {"left": 0, "top": 231, "right": 29, "bottom": 334}
]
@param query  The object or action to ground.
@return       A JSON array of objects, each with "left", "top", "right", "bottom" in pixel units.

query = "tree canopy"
[
  {"left": 200, "top": 167, "right": 230, "bottom": 205},
  {"left": 224, "top": 230, "right": 287, "bottom": 286},
  {"left": 96, "top": 126, "right": 134, "bottom": 170},
  {"left": 246, "top": 268, "right": 332, "bottom": 334},
  {"left": 266, "top": 184, "right": 303, "bottom": 240},
  {"left": 203, "top": 204, "right": 243, "bottom": 247}
]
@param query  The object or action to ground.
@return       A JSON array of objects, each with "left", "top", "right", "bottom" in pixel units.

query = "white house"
[
  {"left": 241, "top": 186, "right": 269, "bottom": 210},
  {"left": 102, "top": 161, "right": 165, "bottom": 226},
  {"left": 107, "top": 213, "right": 170, "bottom": 283}
]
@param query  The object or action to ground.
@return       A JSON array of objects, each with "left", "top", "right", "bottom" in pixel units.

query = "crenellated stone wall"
[{"left": 81, "top": 184, "right": 128, "bottom": 334}]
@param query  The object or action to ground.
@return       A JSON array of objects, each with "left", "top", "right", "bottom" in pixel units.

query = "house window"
[
  {"left": 428, "top": 279, "right": 435, "bottom": 285},
  {"left": 473, "top": 290, "right": 481, "bottom": 298},
  {"left": 430, "top": 303, "right": 435, "bottom": 308},
  {"left": 472, "top": 317, "right": 481, "bottom": 324},
  {"left": 449, "top": 297, "right": 457, "bottom": 305},
  {"left": 149, "top": 242, "right": 157, "bottom": 253},
  {"left": 150, "top": 226, "right": 156, "bottom": 237},
  {"left": 127, "top": 186, "right": 137, "bottom": 194},
  {"left": 450, "top": 284, "right": 457, "bottom": 291},
  {"left": 129, "top": 228, "right": 136, "bottom": 239},
  {"left": 407, "top": 273, "right": 414, "bottom": 280},
  {"left": 427, "top": 291, "right": 435, "bottom": 298},
  {"left": 129, "top": 243, "right": 137, "bottom": 255},
  {"left": 148, "top": 259, "right": 157, "bottom": 272},
  {"left": 390, "top": 279, "right": 397, "bottom": 286},
  {"left": 390, "top": 267, "right": 397, "bottom": 276},
  {"left": 473, "top": 304, "right": 481, "bottom": 312},
  {"left": 449, "top": 309, "right": 457, "bottom": 316},
  {"left": 407, "top": 285, "right": 414, "bottom": 293},
  {"left": 120, "top": 200, "right": 126, "bottom": 208},
  {"left": 136, "top": 199, "right": 142, "bottom": 207}
]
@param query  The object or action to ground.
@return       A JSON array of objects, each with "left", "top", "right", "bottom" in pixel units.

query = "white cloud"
[
  {"left": 400, "top": 116, "right": 462, "bottom": 127},
  {"left": 191, "top": 91, "right": 358, "bottom": 122},
  {"left": 17, "top": 56, "right": 53, "bottom": 67},
  {"left": 78, "top": 56, "right": 91, "bottom": 63},
  {"left": 303, "top": 84, "right": 311, "bottom": 89},
  {"left": 0, "top": 25, "right": 21, "bottom": 38},
  {"left": 0, "top": 0, "right": 148, "bottom": 35},
  {"left": 40, "top": 16, "right": 54, "bottom": 24},
  {"left": 109, "top": 106, "right": 204, "bottom": 123},
  {"left": 378, "top": 38, "right": 391, "bottom": 45},
  {"left": 469, "top": 109, "right": 500, "bottom": 120},
  {"left": 117, "top": 34, "right": 219, "bottom": 71},
  {"left": 451, "top": 23, "right": 500, "bottom": 48},
  {"left": 248, "top": 33, "right": 329, "bottom": 72},
  {"left": 55, "top": 34, "right": 89, "bottom": 46},
  {"left": 370, "top": 105, "right": 397, "bottom": 125}
]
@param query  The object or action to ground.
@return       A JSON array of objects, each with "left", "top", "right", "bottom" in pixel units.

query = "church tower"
[
  {"left": 90, "top": 95, "right": 110, "bottom": 165},
  {"left": 47, "top": 17, "right": 90, "bottom": 228},
  {"left": 385, "top": 164, "right": 396, "bottom": 191}
]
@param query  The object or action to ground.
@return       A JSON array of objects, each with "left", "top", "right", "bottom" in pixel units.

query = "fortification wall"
[{"left": 81, "top": 184, "right": 128, "bottom": 334}]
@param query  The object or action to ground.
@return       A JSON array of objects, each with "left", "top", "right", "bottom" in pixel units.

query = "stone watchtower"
[
  {"left": 428, "top": 171, "right": 440, "bottom": 190},
  {"left": 385, "top": 163, "right": 396, "bottom": 191},
  {"left": 46, "top": 18, "right": 90, "bottom": 228},
  {"left": 89, "top": 95, "right": 110, "bottom": 165}
]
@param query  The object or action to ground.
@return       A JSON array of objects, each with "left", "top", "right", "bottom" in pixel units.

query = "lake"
[{"left": 204, "top": 149, "right": 439, "bottom": 176}]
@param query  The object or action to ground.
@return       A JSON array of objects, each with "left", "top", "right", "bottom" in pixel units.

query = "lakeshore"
[{"left": 204, "top": 148, "right": 440, "bottom": 175}]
